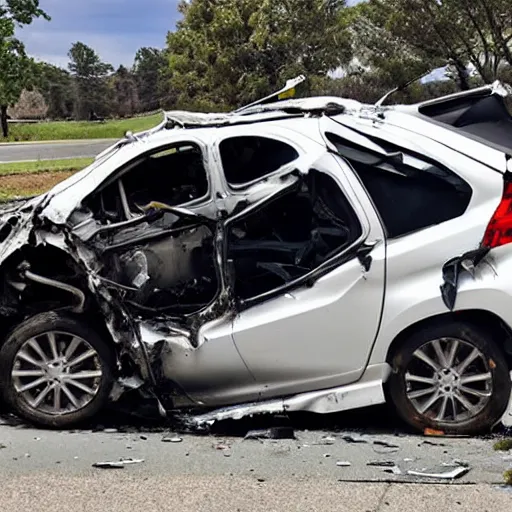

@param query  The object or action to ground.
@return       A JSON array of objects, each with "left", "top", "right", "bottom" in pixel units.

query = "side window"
[
  {"left": 227, "top": 169, "right": 362, "bottom": 300},
  {"left": 122, "top": 144, "right": 208, "bottom": 212},
  {"left": 220, "top": 136, "right": 299, "bottom": 185},
  {"left": 89, "top": 143, "right": 209, "bottom": 222},
  {"left": 326, "top": 133, "right": 472, "bottom": 238}
]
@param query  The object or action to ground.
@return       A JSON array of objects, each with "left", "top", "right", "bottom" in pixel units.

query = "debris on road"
[
  {"left": 373, "top": 440, "right": 400, "bottom": 453},
  {"left": 244, "top": 427, "right": 296, "bottom": 441},
  {"left": 373, "top": 440, "right": 399, "bottom": 449},
  {"left": 407, "top": 465, "right": 470, "bottom": 480},
  {"left": 367, "top": 460, "right": 396, "bottom": 467},
  {"left": 424, "top": 428, "right": 445, "bottom": 437},
  {"left": 314, "top": 435, "right": 336, "bottom": 445},
  {"left": 93, "top": 458, "right": 144, "bottom": 469},
  {"left": 0, "top": 443, "right": 6, "bottom": 449},
  {"left": 383, "top": 465, "right": 402, "bottom": 475},
  {"left": 162, "top": 435, "right": 183, "bottom": 443},
  {"left": 420, "top": 440, "right": 446, "bottom": 447},
  {"left": 214, "top": 443, "right": 231, "bottom": 451},
  {"left": 340, "top": 434, "right": 368, "bottom": 444},
  {"left": 336, "top": 461, "right": 351, "bottom": 467},
  {"left": 93, "top": 461, "right": 125, "bottom": 469}
]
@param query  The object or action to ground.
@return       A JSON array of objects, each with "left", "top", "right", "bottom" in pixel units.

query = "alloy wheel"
[
  {"left": 404, "top": 337, "right": 493, "bottom": 423},
  {"left": 11, "top": 330, "right": 103, "bottom": 415}
]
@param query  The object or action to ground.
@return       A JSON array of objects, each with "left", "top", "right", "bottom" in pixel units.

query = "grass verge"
[
  {"left": 3, "top": 114, "right": 161, "bottom": 142},
  {"left": 0, "top": 158, "right": 93, "bottom": 201},
  {"left": 0, "top": 158, "right": 94, "bottom": 176}
]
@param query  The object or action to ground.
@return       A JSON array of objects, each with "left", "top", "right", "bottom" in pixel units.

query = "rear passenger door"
[{"left": 215, "top": 132, "right": 387, "bottom": 399}]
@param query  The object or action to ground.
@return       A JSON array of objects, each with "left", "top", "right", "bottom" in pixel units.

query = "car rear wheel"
[
  {"left": 388, "top": 321, "right": 511, "bottom": 435},
  {"left": 0, "top": 312, "right": 114, "bottom": 428}
]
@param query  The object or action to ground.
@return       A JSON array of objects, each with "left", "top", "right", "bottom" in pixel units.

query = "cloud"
[{"left": 17, "top": 0, "right": 182, "bottom": 69}]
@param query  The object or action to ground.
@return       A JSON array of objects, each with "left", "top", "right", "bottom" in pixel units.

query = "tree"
[
  {"left": 0, "top": 0, "right": 50, "bottom": 137},
  {"left": 68, "top": 42, "right": 113, "bottom": 120},
  {"left": 111, "top": 65, "right": 139, "bottom": 117},
  {"left": 165, "top": 0, "right": 352, "bottom": 111},
  {"left": 32, "top": 62, "right": 74, "bottom": 119},
  {"left": 133, "top": 47, "right": 166, "bottom": 112},
  {"left": 355, "top": 0, "right": 512, "bottom": 88}
]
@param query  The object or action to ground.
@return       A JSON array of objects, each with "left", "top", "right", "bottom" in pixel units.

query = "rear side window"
[
  {"left": 220, "top": 136, "right": 299, "bottom": 185},
  {"left": 326, "top": 133, "right": 472, "bottom": 238}
]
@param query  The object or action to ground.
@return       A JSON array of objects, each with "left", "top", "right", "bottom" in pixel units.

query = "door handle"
[{"left": 357, "top": 240, "right": 379, "bottom": 272}]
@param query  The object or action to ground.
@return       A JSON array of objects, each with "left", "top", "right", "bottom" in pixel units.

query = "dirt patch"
[{"left": 0, "top": 170, "right": 76, "bottom": 198}]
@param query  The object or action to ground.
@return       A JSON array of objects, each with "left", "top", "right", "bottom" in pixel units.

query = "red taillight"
[{"left": 483, "top": 181, "right": 512, "bottom": 248}]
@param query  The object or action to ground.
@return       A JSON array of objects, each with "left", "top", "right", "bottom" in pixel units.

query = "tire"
[
  {"left": 387, "top": 321, "right": 511, "bottom": 435},
  {"left": 0, "top": 311, "right": 114, "bottom": 428}
]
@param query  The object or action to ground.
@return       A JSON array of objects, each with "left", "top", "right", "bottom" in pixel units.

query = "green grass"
[
  {"left": 0, "top": 157, "right": 94, "bottom": 176},
  {"left": 3, "top": 114, "right": 162, "bottom": 142},
  {"left": 494, "top": 439, "right": 512, "bottom": 451}
]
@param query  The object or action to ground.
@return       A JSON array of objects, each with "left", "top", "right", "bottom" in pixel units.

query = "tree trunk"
[
  {"left": 452, "top": 59, "right": 470, "bottom": 90},
  {"left": 0, "top": 105, "right": 8, "bottom": 138}
]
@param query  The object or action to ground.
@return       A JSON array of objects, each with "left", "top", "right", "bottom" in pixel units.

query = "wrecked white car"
[{"left": 1, "top": 78, "right": 512, "bottom": 434}]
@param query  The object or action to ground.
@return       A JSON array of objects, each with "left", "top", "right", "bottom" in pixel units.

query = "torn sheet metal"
[
  {"left": 440, "top": 247, "right": 490, "bottom": 310},
  {"left": 187, "top": 364, "right": 390, "bottom": 426},
  {"left": 407, "top": 465, "right": 470, "bottom": 480}
]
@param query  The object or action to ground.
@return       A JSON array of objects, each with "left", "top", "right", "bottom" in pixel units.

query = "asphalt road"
[
  {"left": 0, "top": 139, "right": 117, "bottom": 163},
  {"left": 1, "top": 410, "right": 512, "bottom": 511}
]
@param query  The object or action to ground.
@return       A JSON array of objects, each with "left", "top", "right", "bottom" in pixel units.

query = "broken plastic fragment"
[{"left": 440, "top": 248, "right": 489, "bottom": 310}]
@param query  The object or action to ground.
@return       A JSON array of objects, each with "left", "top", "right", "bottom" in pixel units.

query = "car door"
[{"left": 218, "top": 135, "right": 386, "bottom": 400}]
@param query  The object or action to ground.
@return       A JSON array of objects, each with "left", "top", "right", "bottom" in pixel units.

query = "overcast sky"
[{"left": 18, "top": 0, "right": 362, "bottom": 70}]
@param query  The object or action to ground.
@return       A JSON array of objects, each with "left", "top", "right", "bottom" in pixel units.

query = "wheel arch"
[
  {"left": 385, "top": 309, "right": 512, "bottom": 370},
  {"left": 0, "top": 244, "right": 117, "bottom": 354}
]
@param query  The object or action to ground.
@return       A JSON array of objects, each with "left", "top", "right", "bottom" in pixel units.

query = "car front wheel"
[
  {"left": 388, "top": 321, "right": 511, "bottom": 435},
  {"left": 0, "top": 312, "right": 114, "bottom": 428}
]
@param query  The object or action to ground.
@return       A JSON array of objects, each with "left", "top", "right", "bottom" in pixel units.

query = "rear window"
[
  {"left": 326, "top": 133, "right": 472, "bottom": 238},
  {"left": 419, "top": 94, "right": 512, "bottom": 152}
]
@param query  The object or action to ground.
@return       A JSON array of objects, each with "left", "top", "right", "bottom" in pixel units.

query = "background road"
[
  {"left": 1, "top": 409, "right": 511, "bottom": 512},
  {"left": 0, "top": 140, "right": 116, "bottom": 163}
]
